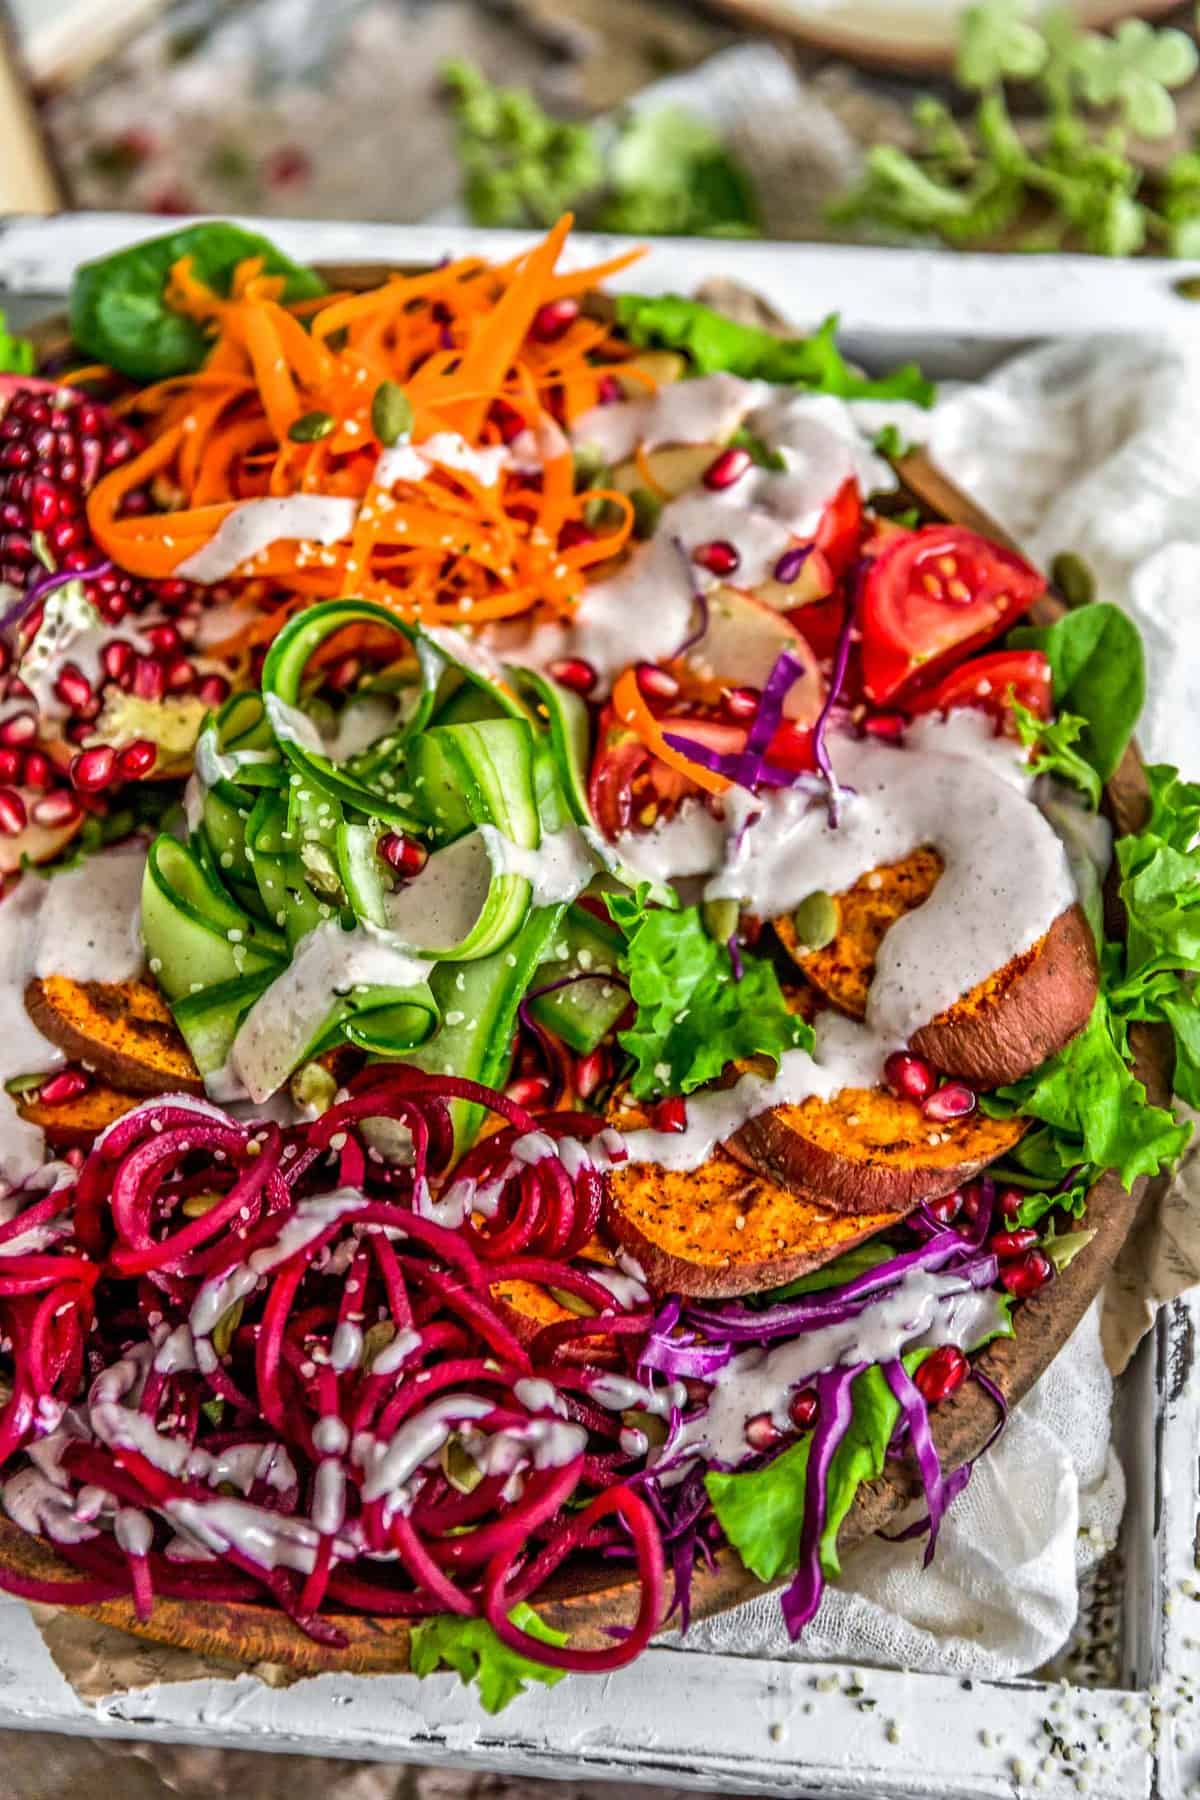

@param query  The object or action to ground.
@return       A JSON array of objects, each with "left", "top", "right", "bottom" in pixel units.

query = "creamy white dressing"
[
  {"left": 615, "top": 711, "right": 1074, "bottom": 1172},
  {"left": 369, "top": 1326, "right": 422, "bottom": 1376},
  {"left": 175, "top": 496, "right": 358, "bottom": 585},
  {"left": 18, "top": 586, "right": 153, "bottom": 721},
  {"left": 375, "top": 431, "right": 511, "bottom": 491},
  {"left": 477, "top": 823, "right": 597, "bottom": 907},
  {"left": 228, "top": 919, "right": 433, "bottom": 1102},
  {"left": 668, "top": 1268, "right": 1003, "bottom": 1470},
  {"left": 548, "top": 384, "right": 893, "bottom": 688},
  {"left": 573, "top": 372, "right": 760, "bottom": 464},
  {"left": 383, "top": 832, "right": 492, "bottom": 949},
  {"left": 31, "top": 847, "right": 146, "bottom": 982}
]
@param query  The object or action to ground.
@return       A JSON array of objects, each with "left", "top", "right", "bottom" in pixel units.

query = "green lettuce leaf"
[
  {"left": 1009, "top": 602, "right": 1144, "bottom": 786},
  {"left": 408, "top": 1605, "right": 566, "bottom": 1713},
  {"left": 988, "top": 997, "right": 1189, "bottom": 1190},
  {"left": 606, "top": 899, "right": 812, "bottom": 1099},
  {"left": 706, "top": 1356, "right": 924, "bottom": 1586},
  {"left": 1011, "top": 701, "right": 1102, "bottom": 808},
  {"left": 613, "top": 294, "right": 934, "bottom": 405}
]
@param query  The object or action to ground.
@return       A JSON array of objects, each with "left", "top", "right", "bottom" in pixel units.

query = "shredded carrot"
[
  {"left": 86, "top": 217, "right": 647, "bottom": 633},
  {"left": 611, "top": 669, "right": 729, "bottom": 798}
]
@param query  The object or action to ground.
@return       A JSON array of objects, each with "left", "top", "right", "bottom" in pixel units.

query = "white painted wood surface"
[{"left": 0, "top": 212, "right": 1196, "bottom": 1796}]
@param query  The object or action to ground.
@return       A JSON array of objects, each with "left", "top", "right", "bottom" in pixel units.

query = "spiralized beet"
[
  {"left": 0, "top": 1064, "right": 1013, "bottom": 1672},
  {"left": 0, "top": 1072, "right": 665, "bottom": 1661}
]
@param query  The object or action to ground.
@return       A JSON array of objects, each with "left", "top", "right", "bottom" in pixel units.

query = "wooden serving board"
[{"left": 0, "top": 291, "right": 1171, "bottom": 1675}]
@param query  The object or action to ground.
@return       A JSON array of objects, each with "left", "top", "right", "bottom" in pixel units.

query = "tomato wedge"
[
  {"left": 907, "top": 649, "right": 1052, "bottom": 729},
  {"left": 858, "top": 525, "right": 1045, "bottom": 704},
  {"left": 814, "top": 477, "right": 863, "bottom": 581}
]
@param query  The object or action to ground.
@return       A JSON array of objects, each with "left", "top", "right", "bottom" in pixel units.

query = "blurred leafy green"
[
  {"left": 830, "top": 1, "right": 1200, "bottom": 257},
  {"left": 442, "top": 61, "right": 758, "bottom": 238}
]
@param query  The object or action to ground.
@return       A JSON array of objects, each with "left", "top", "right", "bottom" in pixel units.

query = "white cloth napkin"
[{"left": 673, "top": 332, "right": 1200, "bottom": 1676}]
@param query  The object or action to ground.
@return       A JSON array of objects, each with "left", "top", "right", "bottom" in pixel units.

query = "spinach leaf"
[
  {"left": 69, "top": 222, "right": 326, "bottom": 381},
  {"left": 1009, "top": 602, "right": 1144, "bottom": 784},
  {"left": 613, "top": 294, "right": 934, "bottom": 406}
]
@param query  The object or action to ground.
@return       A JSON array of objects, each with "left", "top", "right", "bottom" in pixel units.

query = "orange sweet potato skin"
[
  {"left": 24, "top": 976, "right": 203, "bottom": 1097},
  {"left": 15, "top": 1082, "right": 142, "bottom": 1148},
  {"left": 730, "top": 1087, "right": 1026, "bottom": 1215},
  {"left": 604, "top": 1114, "right": 909, "bottom": 1297},
  {"left": 912, "top": 902, "right": 1098, "bottom": 1088}
]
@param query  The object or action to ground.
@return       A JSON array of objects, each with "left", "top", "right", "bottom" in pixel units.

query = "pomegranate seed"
[
  {"left": 54, "top": 664, "right": 93, "bottom": 712},
  {"left": 959, "top": 1183, "right": 985, "bottom": 1224},
  {"left": 745, "top": 1412, "right": 784, "bottom": 1452},
  {"left": 70, "top": 746, "right": 117, "bottom": 792},
  {"left": 703, "top": 446, "right": 753, "bottom": 491},
  {"left": 652, "top": 1095, "right": 687, "bottom": 1134},
  {"left": 597, "top": 375, "right": 621, "bottom": 405},
  {"left": 63, "top": 1147, "right": 85, "bottom": 1169},
  {"left": 863, "top": 713, "right": 907, "bottom": 743},
  {"left": 29, "top": 478, "right": 59, "bottom": 529},
  {"left": 692, "top": 539, "right": 740, "bottom": 577},
  {"left": 505, "top": 1074, "right": 549, "bottom": 1106},
  {"left": 0, "top": 712, "right": 36, "bottom": 747},
  {"left": 326, "top": 655, "right": 361, "bottom": 692},
  {"left": 773, "top": 544, "right": 812, "bottom": 585},
  {"left": 146, "top": 622, "right": 182, "bottom": 654},
  {"left": 531, "top": 298, "right": 579, "bottom": 343},
  {"left": 133, "top": 656, "right": 164, "bottom": 701},
  {"left": 635, "top": 662, "right": 680, "bottom": 701},
  {"left": 197, "top": 674, "right": 231, "bottom": 706},
  {"left": 31, "top": 791, "right": 82, "bottom": 828},
  {"left": 39, "top": 1068, "right": 90, "bottom": 1105},
  {"left": 101, "top": 640, "right": 134, "bottom": 683},
  {"left": 378, "top": 832, "right": 427, "bottom": 876},
  {"left": 547, "top": 657, "right": 598, "bottom": 696},
  {"left": 997, "top": 1186, "right": 1025, "bottom": 1219},
  {"left": 0, "top": 749, "right": 24, "bottom": 784},
  {"left": 788, "top": 1388, "right": 818, "bottom": 1429},
  {"left": 0, "top": 788, "right": 26, "bottom": 835},
  {"left": 990, "top": 1227, "right": 1039, "bottom": 1261},
  {"left": 1001, "top": 1249, "right": 1053, "bottom": 1298},
  {"left": 682, "top": 1377, "right": 712, "bottom": 1408},
  {"left": 22, "top": 751, "right": 50, "bottom": 789},
  {"left": 721, "top": 685, "right": 760, "bottom": 720},
  {"left": 575, "top": 1049, "right": 607, "bottom": 1100},
  {"left": 922, "top": 1082, "right": 977, "bottom": 1122},
  {"left": 163, "top": 654, "right": 197, "bottom": 694},
  {"left": 884, "top": 1051, "right": 936, "bottom": 1103},
  {"left": 117, "top": 739, "right": 157, "bottom": 779},
  {"left": 558, "top": 520, "right": 596, "bottom": 552},
  {"left": 490, "top": 400, "right": 526, "bottom": 444},
  {"left": 927, "top": 1191, "right": 963, "bottom": 1225},
  {"left": 914, "top": 1345, "right": 968, "bottom": 1404},
  {"left": 49, "top": 518, "right": 84, "bottom": 555}
]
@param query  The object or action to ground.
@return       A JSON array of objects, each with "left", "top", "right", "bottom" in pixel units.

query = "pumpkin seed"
[
  {"left": 288, "top": 409, "right": 335, "bottom": 443},
  {"left": 181, "top": 1189, "right": 223, "bottom": 1218},
  {"left": 212, "top": 1297, "right": 244, "bottom": 1357},
  {"left": 290, "top": 1060, "right": 338, "bottom": 1115},
  {"left": 630, "top": 486, "right": 663, "bottom": 540},
  {"left": 701, "top": 897, "right": 740, "bottom": 945},
  {"left": 1050, "top": 551, "right": 1095, "bottom": 610},
  {"left": 441, "top": 1434, "right": 484, "bottom": 1494},
  {"left": 371, "top": 380, "right": 413, "bottom": 447},
  {"left": 792, "top": 890, "right": 838, "bottom": 951}
]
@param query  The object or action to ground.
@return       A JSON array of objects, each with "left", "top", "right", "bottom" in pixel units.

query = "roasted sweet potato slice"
[
  {"left": 24, "top": 976, "right": 203, "bottom": 1097},
  {"left": 911, "top": 903, "right": 1099, "bottom": 1088},
  {"left": 731, "top": 1087, "right": 1026, "bottom": 1216},
  {"left": 605, "top": 1140, "right": 907, "bottom": 1298},
  {"left": 776, "top": 849, "right": 1099, "bottom": 1086},
  {"left": 15, "top": 1082, "right": 142, "bottom": 1148},
  {"left": 775, "top": 848, "right": 943, "bottom": 1016}
]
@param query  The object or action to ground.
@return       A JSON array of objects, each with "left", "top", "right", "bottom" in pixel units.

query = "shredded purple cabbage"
[
  {"left": 670, "top": 537, "right": 711, "bottom": 659},
  {"left": 885, "top": 1365, "right": 1008, "bottom": 1549},
  {"left": 727, "top": 934, "right": 744, "bottom": 982},
  {"left": 881, "top": 1359, "right": 948, "bottom": 1567},
  {"left": 780, "top": 1363, "right": 862, "bottom": 1637},
  {"left": 0, "top": 559, "right": 112, "bottom": 636},
  {"left": 662, "top": 646, "right": 823, "bottom": 794},
  {"left": 810, "top": 587, "right": 856, "bottom": 828}
]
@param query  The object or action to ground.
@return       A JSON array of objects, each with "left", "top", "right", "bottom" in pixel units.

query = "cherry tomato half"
[
  {"left": 906, "top": 649, "right": 1052, "bottom": 729},
  {"left": 814, "top": 477, "right": 863, "bottom": 582},
  {"left": 858, "top": 525, "right": 1045, "bottom": 705}
]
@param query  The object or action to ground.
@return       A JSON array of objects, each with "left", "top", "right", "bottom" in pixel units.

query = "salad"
[{"left": 0, "top": 217, "right": 1194, "bottom": 1709}]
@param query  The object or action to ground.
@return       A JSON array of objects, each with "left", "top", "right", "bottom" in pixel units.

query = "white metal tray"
[{"left": 0, "top": 213, "right": 1197, "bottom": 1799}]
